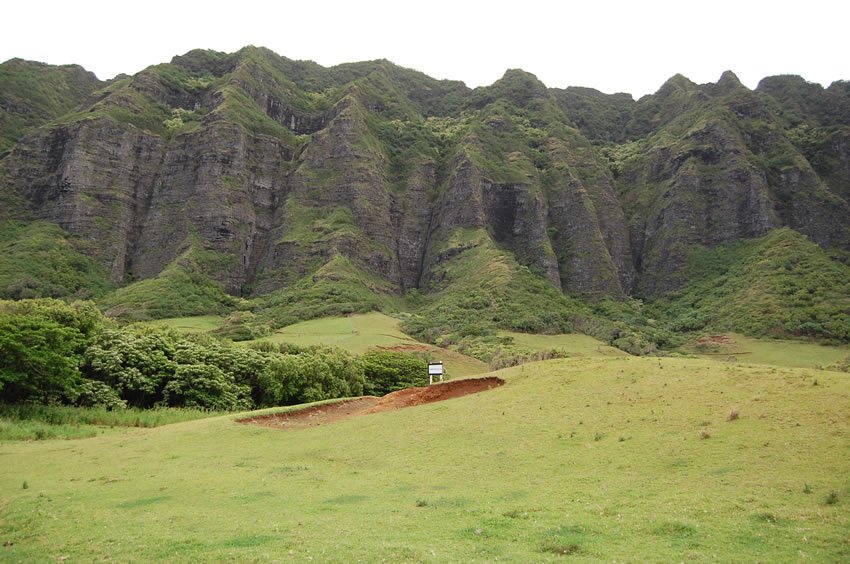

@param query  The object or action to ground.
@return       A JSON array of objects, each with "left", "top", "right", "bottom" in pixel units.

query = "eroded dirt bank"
[{"left": 238, "top": 376, "right": 504, "bottom": 428}]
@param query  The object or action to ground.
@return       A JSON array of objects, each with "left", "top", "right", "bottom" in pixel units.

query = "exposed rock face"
[
  {"left": 0, "top": 50, "right": 847, "bottom": 305},
  {"left": 3, "top": 119, "right": 165, "bottom": 281},
  {"left": 615, "top": 75, "right": 850, "bottom": 295}
]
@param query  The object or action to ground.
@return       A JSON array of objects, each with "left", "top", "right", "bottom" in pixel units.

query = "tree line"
[{"left": 0, "top": 299, "right": 427, "bottom": 410}]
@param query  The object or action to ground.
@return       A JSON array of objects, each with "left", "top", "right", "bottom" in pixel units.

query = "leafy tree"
[
  {"left": 257, "top": 348, "right": 364, "bottom": 406},
  {"left": 362, "top": 350, "right": 427, "bottom": 395},
  {"left": 75, "top": 379, "right": 127, "bottom": 409},
  {"left": 0, "top": 299, "right": 102, "bottom": 403},
  {"left": 161, "top": 364, "right": 250, "bottom": 410},
  {"left": 84, "top": 328, "right": 178, "bottom": 407},
  {"left": 0, "top": 313, "right": 84, "bottom": 402}
]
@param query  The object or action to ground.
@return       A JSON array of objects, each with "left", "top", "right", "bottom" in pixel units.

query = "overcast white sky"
[{"left": 2, "top": 0, "right": 848, "bottom": 98}]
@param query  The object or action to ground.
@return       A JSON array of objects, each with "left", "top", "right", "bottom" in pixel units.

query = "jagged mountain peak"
[
  {"left": 653, "top": 73, "right": 697, "bottom": 97},
  {"left": 469, "top": 68, "right": 551, "bottom": 109},
  {"left": 715, "top": 69, "right": 744, "bottom": 92}
]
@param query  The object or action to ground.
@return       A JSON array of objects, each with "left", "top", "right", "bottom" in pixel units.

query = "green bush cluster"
[
  {"left": 361, "top": 350, "right": 427, "bottom": 395},
  {"left": 1, "top": 298, "right": 427, "bottom": 412}
]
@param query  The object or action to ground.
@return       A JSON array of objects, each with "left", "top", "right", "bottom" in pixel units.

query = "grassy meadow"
[
  {"left": 2, "top": 355, "right": 848, "bottom": 561},
  {"left": 253, "top": 312, "right": 415, "bottom": 352},
  {"left": 250, "top": 312, "right": 490, "bottom": 378},
  {"left": 498, "top": 330, "right": 627, "bottom": 358},
  {"left": 686, "top": 333, "right": 850, "bottom": 369}
]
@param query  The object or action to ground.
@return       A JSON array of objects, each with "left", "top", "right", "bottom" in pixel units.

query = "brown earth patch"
[
  {"left": 237, "top": 376, "right": 504, "bottom": 429},
  {"left": 696, "top": 334, "right": 736, "bottom": 346}
]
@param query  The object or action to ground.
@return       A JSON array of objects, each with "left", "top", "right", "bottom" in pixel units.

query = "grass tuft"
[{"left": 539, "top": 540, "right": 581, "bottom": 555}]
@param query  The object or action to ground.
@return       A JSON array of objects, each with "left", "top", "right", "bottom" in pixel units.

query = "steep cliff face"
[
  {"left": 612, "top": 72, "right": 849, "bottom": 295},
  {"left": 0, "top": 50, "right": 848, "bottom": 320}
]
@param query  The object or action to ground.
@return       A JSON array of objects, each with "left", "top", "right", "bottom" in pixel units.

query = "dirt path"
[{"left": 238, "top": 376, "right": 504, "bottom": 429}]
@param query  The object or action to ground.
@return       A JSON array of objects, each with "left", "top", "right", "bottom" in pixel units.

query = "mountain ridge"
[{"left": 1, "top": 47, "right": 848, "bottom": 347}]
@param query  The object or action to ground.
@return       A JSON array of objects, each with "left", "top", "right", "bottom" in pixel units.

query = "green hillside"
[
  {"left": 663, "top": 229, "right": 850, "bottom": 341},
  {"left": 99, "top": 245, "right": 239, "bottom": 322},
  {"left": 0, "top": 59, "right": 103, "bottom": 152},
  {"left": 248, "top": 312, "right": 490, "bottom": 378},
  {"left": 0, "top": 221, "right": 114, "bottom": 299}
]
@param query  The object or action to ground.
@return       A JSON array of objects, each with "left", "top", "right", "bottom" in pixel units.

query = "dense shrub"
[
  {"left": 0, "top": 299, "right": 99, "bottom": 403},
  {"left": 84, "top": 328, "right": 178, "bottom": 407},
  {"left": 361, "top": 351, "right": 427, "bottom": 395},
  {"left": 257, "top": 348, "right": 364, "bottom": 405},
  {"left": 0, "top": 312, "right": 85, "bottom": 402},
  {"left": 162, "top": 364, "right": 250, "bottom": 410},
  {"left": 75, "top": 379, "right": 127, "bottom": 410}
]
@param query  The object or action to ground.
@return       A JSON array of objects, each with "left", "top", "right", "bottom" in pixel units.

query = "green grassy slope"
[
  {"left": 250, "top": 312, "right": 490, "bottom": 378},
  {"left": 253, "top": 312, "right": 415, "bottom": 352},
  {"left": 0, "top": 221, "right": 114, "bottom": 299},
  {"left": 664, "top": 229, "right": 850, "bottom": 341},
  {"left": 0, "top": 59, "right": 103, "bottom": 152},
  {"left": 685, "top": 333, "right": 849, "bottom": 369},
  {"left": 498, "top": 331, "right": 627, "bottom": 358},
  {"left": 99, "top": 245, "right": 238, "bottom": 321},
  {"left": 1, "top": 356, "right": 847, "bottom": 561}
]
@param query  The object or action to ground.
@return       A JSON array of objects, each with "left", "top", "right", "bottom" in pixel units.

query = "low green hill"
[
  {"left": 98, "top": 244, "right": 238, "bottom": 322},
  {"left": 664, "top": 229, "right": 850, "bottom": 341},
  {"left": 0, "top": 221, "right": 114, "bottom": 299}
]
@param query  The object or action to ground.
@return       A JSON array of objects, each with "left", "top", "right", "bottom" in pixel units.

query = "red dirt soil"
[{"left": 238, "top": 376, "right": 504, "bottom": 429}]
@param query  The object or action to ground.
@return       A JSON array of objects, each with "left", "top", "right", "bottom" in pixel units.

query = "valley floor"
[{"left": 1, "top": 356, "right": 848, "bottom": 561}]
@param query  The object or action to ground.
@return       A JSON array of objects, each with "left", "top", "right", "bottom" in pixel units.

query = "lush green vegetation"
[
  {"left": 152, "top": 312, "right": 490, "bottom": 378},
  {"left": 245, "top": 254, "right": 402, "bottom": 335},
  {"left": 0, "top": 404, "right": 222, "bottom": 441},
  {"left": 361, "top": 350, "right": 427, "bottom": 395},
  {"left": 0, "top": 221, "right": 114, "bottom": 300},
  {"left": 401, "top": 229, "right": 675, "bottom": 361},
  {"left": 0, "top": 59, "right": 103, "bottom": 152},
  {"left": 1, "top": 356, "right": 847, "bottom": 560},
  {"left": 0, "top": 299, "right": 444, "bottom": 420},
  {"left": 662, "top": 229, "right": 850, "bottom": 341},
  {"left": 99, "top": 245, "right": 239, "bottom": 322}
]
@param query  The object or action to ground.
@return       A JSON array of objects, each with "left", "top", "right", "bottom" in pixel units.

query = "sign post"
[{"left": 428, "top": 362, "right": 444, "bottom": 385}]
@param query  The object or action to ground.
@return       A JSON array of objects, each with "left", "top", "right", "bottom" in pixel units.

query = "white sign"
[{"left": 428, "top": 362, "right": 444, "bottom": 375}]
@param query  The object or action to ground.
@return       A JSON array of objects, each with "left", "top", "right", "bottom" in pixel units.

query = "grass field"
[
  {"left": 686, "top": 333, "right": 849, "bottom": 369},
  {"left": 2, "top": 356, "right": 848, "bottom": 561},
  {"left": 499, "top": 331, "right": 627, "bottom": 358},
  {"left": 0, "top": 405, "right": 225, "bottom": 441},
  {"left": 252, "top": 312, "right": 490, "bottom": 378},
  {"left": 254, "top": 312, "right": 413, "bottom": 352}
]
